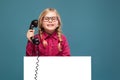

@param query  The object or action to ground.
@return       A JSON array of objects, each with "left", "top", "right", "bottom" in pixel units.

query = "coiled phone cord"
[
  {"left": 34, "top": 56, "right": 39, "bottom": 80},
  {"left": 34, "top": 45, "right": 40, "bottom": 80}
]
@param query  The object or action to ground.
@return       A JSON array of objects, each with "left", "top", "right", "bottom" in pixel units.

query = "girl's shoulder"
[{"left": 61, "top": 34, "right": 68, "bottom": 40}]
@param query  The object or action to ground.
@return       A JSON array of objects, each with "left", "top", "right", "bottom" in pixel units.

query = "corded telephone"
[
  {"left": 29, "top": 20, "right": 40, "bottom": 80},
  {"left": 29, "top": 20, "right": 40, "bottom": 45}
]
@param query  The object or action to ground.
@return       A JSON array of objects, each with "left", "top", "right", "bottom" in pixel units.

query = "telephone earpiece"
[
  {"left": 29, "top": 20, "right": 38, "bottom": 29},
  {"left": 29, "top": 20, "right": 40, "bottom": 45}
]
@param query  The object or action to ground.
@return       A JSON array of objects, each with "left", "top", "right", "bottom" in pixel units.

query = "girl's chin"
[{"left": 44, "top": 28, "right": 55, "bottom": 31}]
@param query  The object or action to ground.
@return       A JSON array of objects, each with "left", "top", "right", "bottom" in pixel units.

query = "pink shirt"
[{"left": 26, "top": 32, "right": 71, "bottom": 56}]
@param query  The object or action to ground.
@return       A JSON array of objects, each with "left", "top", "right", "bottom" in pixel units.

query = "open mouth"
[{"left": 47, "top": 24, "right": 54, "bottom": 26}]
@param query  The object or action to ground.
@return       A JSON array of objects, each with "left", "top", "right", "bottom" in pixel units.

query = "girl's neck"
[{"left": 44, "top": 30, "right": 56, "bottom": 35}]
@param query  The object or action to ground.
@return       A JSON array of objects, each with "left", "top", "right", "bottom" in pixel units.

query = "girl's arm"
[
  {"left": 60, "top": 35, "right": 71, "bottom": 56},
  {"left": 26, "top": 40, "right": 34, "bottom": 56}
]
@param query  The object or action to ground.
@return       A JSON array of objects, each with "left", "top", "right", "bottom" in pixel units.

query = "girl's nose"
[{"left": 48, "top": 19, "right": 52, "bottom": 23}]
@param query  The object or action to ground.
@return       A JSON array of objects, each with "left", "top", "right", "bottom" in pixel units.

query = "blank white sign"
[{"left": 24, "top": 56, "right": 91, "bottom": 80}]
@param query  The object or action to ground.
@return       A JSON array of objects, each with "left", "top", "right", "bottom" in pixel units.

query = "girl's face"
[{"left": 42, "top": 11, "right": 59, "bottom": 34}]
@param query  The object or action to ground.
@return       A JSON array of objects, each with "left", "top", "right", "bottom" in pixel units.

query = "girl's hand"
[{"left": 26, "top": 29, "right": 35, "bottom": 41}]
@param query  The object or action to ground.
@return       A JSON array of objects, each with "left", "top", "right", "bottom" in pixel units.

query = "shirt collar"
[{"left": 42, "top": 31, "right": 58, "bottom": 40}]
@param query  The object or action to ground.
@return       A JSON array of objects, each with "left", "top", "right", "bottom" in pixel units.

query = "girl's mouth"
[{"left": 47, "top": 24, "right": 54, "bottom": 26}]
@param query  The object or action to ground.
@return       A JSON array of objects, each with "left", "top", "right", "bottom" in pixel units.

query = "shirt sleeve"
[
  {"left": 26, "top": 40, "right": 35, "bottom": 56},
  {"left": 60, "top": 35, "right": 71, "bottom": 56}
]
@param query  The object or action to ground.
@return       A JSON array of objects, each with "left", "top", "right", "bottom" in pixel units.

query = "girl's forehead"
[{"left": 45, "top": 12, "right": 57, "bottom": 17}]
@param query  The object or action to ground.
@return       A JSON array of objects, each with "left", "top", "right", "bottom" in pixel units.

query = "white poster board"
[{"left": 24, "top": 56, "right": 91, "bottom": 80}]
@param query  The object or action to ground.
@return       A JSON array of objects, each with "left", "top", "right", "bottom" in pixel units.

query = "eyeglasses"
[{"left": 43, "top": 16, "right": 58, "bottom": 22}]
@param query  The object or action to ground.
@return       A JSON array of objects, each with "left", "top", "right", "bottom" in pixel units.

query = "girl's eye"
[
  {"left": 44, "top": 17, "right": 49, "bottom": 20},
  {"left": 43, "top": 17, "right": 57, "bottom": 22},
  {"left": 52, "top": 17, "right": 56, "bottom": 20}
]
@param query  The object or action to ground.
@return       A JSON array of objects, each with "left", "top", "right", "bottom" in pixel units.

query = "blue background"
[{"left": 0, "top": 0, "right": 120, "bottom": 80}]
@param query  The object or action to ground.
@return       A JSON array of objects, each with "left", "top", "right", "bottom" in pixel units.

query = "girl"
[{"left": 26, "top": 8, "right": 71, "bottom": 56}]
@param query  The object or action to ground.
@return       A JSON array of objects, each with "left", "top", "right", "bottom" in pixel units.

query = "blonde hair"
[{"left": 38, "top": 8, "right": 62, "bottom": 51}]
